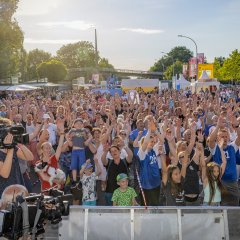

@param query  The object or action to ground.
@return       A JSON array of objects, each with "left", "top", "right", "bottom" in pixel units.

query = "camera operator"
[{"left": 0, "top": 118, "right": 36, "bottom": 198}]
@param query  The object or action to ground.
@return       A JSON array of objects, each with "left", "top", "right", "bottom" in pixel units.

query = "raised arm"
[
  {"left": 80, "top": 159, "right": 91, "bottom": 177},
  {"left": 160, "top": 148, "right": 168, "bottom": 186},
  {"left": 180, "top": 151, "right": 190, "bottom": 178},
  {"left": 209, "top": 117, "right": 224, "bottom": 149},
  {"left": 55, "top": 121, "right": 65, "bottom": 161},
  {"left": 219, "top": 139, "right": 227, "bottom": 176},
  {"left": 187, "top": 123, "right": 197, "bottom": 154},
  {"left": 0, "top": 134, "right": 14, "bottom": 178},
  {"left": 124, "top": 145, "right": 133, "bottom": 163},
  {"left": 101, "top": 144, "right": 109, "bottom": 166},
  {"left": 94, "top": 157, "right": 102, "bottom": 176}
]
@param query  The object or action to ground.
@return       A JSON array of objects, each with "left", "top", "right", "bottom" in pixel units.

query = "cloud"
[
  {"left": 118, "top": 28, "right": 164, "bottom": 34},
  {"left": 37, "top": 20, "right": 95, "bottom": 30},
  {"left": 25, "top": 38, "right": 80, "bottom": 44},
  {"left": 15, "top": 0, "right": 59, "bottom": 16}
]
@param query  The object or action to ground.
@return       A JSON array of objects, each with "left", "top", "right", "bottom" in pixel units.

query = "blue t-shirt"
[
  {"left": 129, "top": 129, "right": 147, "bottom": 156},
  {"left": 138, "top": 149, "right": 160, "bottom": 189},
  {"left": 211, "top": 144, "right": 237, "bottom": 182}
]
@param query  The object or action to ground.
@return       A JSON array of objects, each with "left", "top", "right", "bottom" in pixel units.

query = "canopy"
[
  {"left": 175, "top": 74, "right": 191, "bottom": 90},
  {"left": 199, "top": 70, "right": 210, "bottom": 80},
  {"left": 5, "top": 85, "right": 40, "bottom": 91}
]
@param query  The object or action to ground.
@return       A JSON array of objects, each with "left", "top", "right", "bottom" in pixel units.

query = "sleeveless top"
[
  {"left": 0, "top": 149, "right": 25, "bottom": 197},
  {"left": 203, "top": 181, "right": 221, "bottom": 204}
]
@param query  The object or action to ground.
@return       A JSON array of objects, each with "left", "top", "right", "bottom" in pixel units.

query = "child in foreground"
[
  {"left": 112, "top": 173, "right": 138, "bottom": 206},
  {"left": 201, "top": 139, "right": 226, "bottom": 206},
  {"left": 80, "top": 158, "right": 101, "bottom": 206}
]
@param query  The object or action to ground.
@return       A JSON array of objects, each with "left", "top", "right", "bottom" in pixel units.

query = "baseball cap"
[
  {"left": 74, "top": 118, "right": 83, "bottom": 124},
  {"left": 85, "top": 163, "right": 93, "bottom": 169},
  {"left": 43, "top": 113, "right": 51, "bottom": 119},
  {"left": 116, "top": 173, "right": 128, "bottom": 182}
]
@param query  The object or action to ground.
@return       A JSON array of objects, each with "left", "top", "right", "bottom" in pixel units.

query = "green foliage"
[
  {"left": 168, "top": 46, "right": 193, "bottom": 63},
  {"left": 149, "top": 46, "right": 192, "bottom": 79},
  {"left": 27, "top": 49, "right": 51, "bottom": 80},
  {"left": 218, "top": 50, "right": 240, "bottom": 81},
  {"left": 98, "top": 58, "right": 114, "bottom": 69},
  {"left": 57, "top": 41, "right": 98, "bottom": 68},
  {"left": 37, "top": 59, "right": 67, "bottom": 83},
  {"left": 164, "top": 60, "right": 183, "bottom": 80},
  {"left": 0, "top": 0, "right": 19, "bottom": 22},
  {"left": 0, "top": 0, "right": 23, "bottom": 79}
]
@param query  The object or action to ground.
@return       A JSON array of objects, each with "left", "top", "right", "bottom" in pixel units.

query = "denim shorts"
[{"left": 71, "top": 149, "right": 86, "bottom": 170}]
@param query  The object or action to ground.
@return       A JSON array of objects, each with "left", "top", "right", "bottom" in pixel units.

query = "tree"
[
  {"left": 164, "top": 60, "right": 183, "bottom": 80},
  {"left": 0, "top": 0, "right": 19, "bottom": 21},
  {"left": 168, "top": 46, "right": 193, "bottom": 63},
  {"left": 149, "top": 46, "right": 192, "bottom": 79},
  {"left": 98, "top": 57, "right": 114, "bottom": 69},
  {"left": 27, "top": 49, "right": 51, "bottom": 80},
  {"left": 219, "top": 50, "right": 240, "bottom": 81},
  {"left": 0, "top": 0, "right": 24, "bottom": 79},
  {"left": 57, "top": 41, "right": 97, "bottom": 69},
  {"left": 213, "top": 57, "right": 224, "bottom": 80},
  {"left": 37, "top": 59, "right": 67, "bottom": 83}
]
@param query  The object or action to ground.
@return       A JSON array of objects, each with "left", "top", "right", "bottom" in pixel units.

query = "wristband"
[
  {"left": 198, "top": 141, "right": 204, "bottom": 143},
  {"left": 37, "top": 122, "right": 42, "bottom": 124}
]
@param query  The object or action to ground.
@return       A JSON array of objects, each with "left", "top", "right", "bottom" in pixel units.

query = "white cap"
[{"left": 43, "top": 113, "right": 51, "bottom": 119}]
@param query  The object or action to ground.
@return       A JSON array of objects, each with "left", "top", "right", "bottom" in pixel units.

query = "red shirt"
[{"left": 35, "top": 155, "right": 58, "bottom": 191}]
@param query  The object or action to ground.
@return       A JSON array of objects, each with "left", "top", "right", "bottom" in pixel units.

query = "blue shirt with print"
[
  {"left": 138, "top": 149, "right": 160, "bottom": 189},
  {"left": 212, "top": 144, "right": 237, "bottom": 182}
]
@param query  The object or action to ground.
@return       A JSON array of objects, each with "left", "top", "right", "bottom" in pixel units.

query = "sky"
[{"left": 14, "top": 0, "right": 240, "bottom": 70}]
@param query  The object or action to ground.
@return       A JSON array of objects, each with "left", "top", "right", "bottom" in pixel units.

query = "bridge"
[{"left": 68, "top": 67, "right": 163, "bottom": 79}]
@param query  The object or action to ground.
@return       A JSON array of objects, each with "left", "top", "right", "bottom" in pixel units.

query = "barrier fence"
[{"left": 58, "top": 206, "right": 240, "bottom": 240}]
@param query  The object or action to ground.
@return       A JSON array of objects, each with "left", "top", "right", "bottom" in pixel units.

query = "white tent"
[
  {"left": 199, "top": 70, "right": 210, "bottom": 80},
  {"left": 175, "top": 74, "right": 191, "bottom": 90},
  {"left": 191, "top": 70, "right": 220, "bottom": 93},
  {"left": 5, "top": 85, "right": 40, "bottom": 91}
]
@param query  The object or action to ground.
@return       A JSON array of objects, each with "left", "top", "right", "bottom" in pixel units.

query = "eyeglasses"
[{"left": 120, "top": 133, "right": 126, "bottom": 136}]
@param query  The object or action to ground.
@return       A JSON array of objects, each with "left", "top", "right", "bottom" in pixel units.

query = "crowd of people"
[{"left": 0, "top": 86, "right": 240, "bottom": 207}]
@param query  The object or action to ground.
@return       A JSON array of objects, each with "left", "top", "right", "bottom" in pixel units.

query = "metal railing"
[{"left": 58, "top": 206, "right": 240, "bottom": 240}]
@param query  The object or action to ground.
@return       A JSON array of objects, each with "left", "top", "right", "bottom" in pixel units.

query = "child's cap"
[
  {"left": 116, "top": 173, "right": 128, "bottom": 182},
  {"left": 85, "top": 163, "right": 93, "bottom": 169},
  {"left": 74, "top": 118, "right": 83, "bottom": 124}
]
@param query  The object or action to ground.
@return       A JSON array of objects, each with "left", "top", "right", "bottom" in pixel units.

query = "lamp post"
[
  {"left": 178, "top": 35, "right": 198, "bottom": 92},
  {"left": 161, "top": 51, "right": 175, "bottom": 88}
]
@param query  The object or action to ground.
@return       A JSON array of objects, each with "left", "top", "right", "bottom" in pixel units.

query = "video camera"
[
  {"left": 0, "top": 125, "right": 29, "bottom": 149},
  {"left": 0, "top": 189, "right": 73, "bottom": 240}
]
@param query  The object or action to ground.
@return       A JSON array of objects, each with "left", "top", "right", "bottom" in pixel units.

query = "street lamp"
[
  {"left": 161, "top": 51, "right": 175, "bottom": 88},
  {"left": 178, "top": 34, "right": 198, "bottom": 87}
]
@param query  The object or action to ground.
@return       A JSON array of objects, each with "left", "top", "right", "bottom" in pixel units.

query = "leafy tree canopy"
[
  {"left": 37, "top": 59, "right": 67, "bottom": 83},
  {"left": 164, "top": 60, "right": 183, "bottom": 80},
  {"left": 98, "top": 58, "right": 114, "bottom": 69},
  {"left": 57, "top": 41, "right": 97, "bottom": 69},
  {"left": 219, "top": 49, "right": 240, "bottom": 81},
  {"left": 0, "top": 0, "right": 23, "bottom": 79}
]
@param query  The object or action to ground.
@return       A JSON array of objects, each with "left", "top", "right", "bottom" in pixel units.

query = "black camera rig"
[
  {"left": 0, "top": 188, "right": 73, "bottom": 240},
  {"left": 0, "top": 125, "right": 29, "bottom": 149}
]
